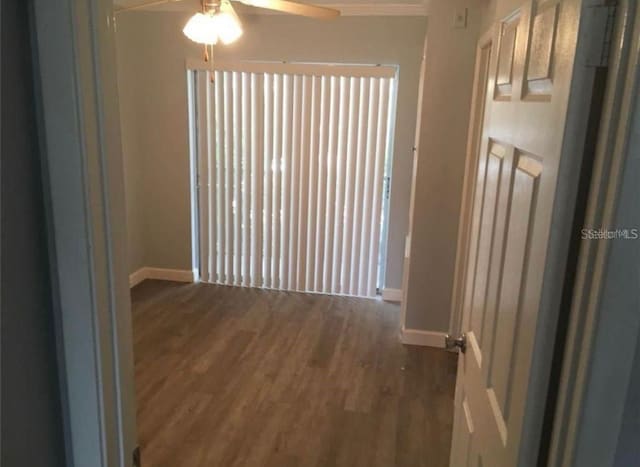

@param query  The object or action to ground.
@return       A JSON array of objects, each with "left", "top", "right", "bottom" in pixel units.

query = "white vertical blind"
[{"left": 194, "top": 64, "right": 395, "bottom": 297}]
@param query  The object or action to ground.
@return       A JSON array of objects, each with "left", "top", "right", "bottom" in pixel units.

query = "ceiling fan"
[{"left": 115, "top": 0, "right": 341, "bottom": 46}]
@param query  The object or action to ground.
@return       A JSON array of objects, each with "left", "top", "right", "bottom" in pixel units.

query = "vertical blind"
[{"left": 192, "top": 63, "right": 395, "bottom": 297}]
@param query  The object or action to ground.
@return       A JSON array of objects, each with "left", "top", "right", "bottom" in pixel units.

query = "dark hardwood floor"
[{"left": 131, "top": 280, "right": 457, "bottom": 467}]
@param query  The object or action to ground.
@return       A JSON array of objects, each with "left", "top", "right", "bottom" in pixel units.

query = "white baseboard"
[
  {"left": 382, "top": 288, "right": 403, "bottom": 303},
  {"left": 128, "top": 268, "right": 148, "bottom": 288},
  {"left": 400, "top": 327, "right": 447, "bottom": 348},
  {"left": 129, "top": 267, "right": 196, "bottom": 288}
]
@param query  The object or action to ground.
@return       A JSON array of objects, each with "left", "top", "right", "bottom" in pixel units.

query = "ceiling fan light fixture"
[
  {"left": 214, "top": 0, "right": 243, "bottom": 44},
  {"left": 183, "top": 0, "right": 243, "bottom": 46},
  {"left": 183, "top": 12, "right": 219, "bottom": 45}
]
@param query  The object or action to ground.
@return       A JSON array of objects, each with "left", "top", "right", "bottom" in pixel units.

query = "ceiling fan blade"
[
  {"left": 114, "top": 0, "right": 188, "bottom": 13},
  {"left": 235, "top": 0, "right": 340, "bottom": 19}
]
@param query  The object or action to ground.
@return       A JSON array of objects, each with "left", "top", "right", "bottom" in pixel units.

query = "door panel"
[
  {"left": 495, "top": 13, "right": 520, "bottom": 100},
  {"left": 490, "top": 152, "right": 541, "bottom": 419},
  {"left": 469, "top": 143, "right": 504, "bottom": 346},
  {"left": 450, "top": 0, "right": 584, "bottom": 465}
]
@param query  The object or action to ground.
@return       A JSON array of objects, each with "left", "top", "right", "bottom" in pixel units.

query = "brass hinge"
[{"left": 445, "top": 333, "right": 467, "bottom": 353}]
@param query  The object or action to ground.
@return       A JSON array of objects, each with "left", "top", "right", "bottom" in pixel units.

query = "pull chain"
[
  {"left": 201, "top": 0, "right": 215, "bottom": 83},
  {"left": 204, "top": 43, "right": 215, "bottom": 83},
  {"left": 211, "top": 44, "right": 215, "bottom": 82}
]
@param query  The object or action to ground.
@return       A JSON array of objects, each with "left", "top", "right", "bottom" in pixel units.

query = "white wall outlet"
[{"left": 454, "top": 8, "right": 468, "bottom": 29}]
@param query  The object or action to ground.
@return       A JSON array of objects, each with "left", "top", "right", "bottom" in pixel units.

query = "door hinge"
[
  {"left": 445, "top": 333, "right": 467, "bottom": 353},
  {"left": 585, "top": 3, "right": 617, "bottom": 68},
  {"left": 133, "top": 446, "right": 141, "bottom": 467},
  {"left": 384, "top": 176, "right": 391, "bottom": 200}
]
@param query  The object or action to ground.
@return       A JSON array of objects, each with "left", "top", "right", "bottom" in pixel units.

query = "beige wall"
[
  {"left": 117, "top": 28, "right": 146, "bottom": 273},
  {"left": 116, "top": 12, "right": 427, "bottom": 287},
  {"left": 480, "top": 0, "right": 522, "bottom": 31},
  {"left": 401, "top": 0, "right": 484, "bottom": 332}
]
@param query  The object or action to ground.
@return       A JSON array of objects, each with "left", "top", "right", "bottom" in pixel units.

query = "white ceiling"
[{"left": 114, "top": 0, "right": 430, "bottom": 16}]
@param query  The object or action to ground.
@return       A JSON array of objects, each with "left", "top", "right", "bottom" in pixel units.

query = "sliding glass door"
[{"left": 189, "top": 61, "right": 396, "bottom": 297}]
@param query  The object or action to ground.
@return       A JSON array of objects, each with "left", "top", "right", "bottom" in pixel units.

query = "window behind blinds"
[{"left": 189, "top": 62, "right": 396, "bottom": 297}]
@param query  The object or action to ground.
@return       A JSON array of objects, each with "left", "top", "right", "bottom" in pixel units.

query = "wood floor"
[{"left": 132, "top": 280, "right": 457, "bottom": 467}]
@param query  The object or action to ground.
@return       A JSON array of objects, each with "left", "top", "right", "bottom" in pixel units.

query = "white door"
[{"left": 450, "top": 0, "right": 594, "bottom": 465}]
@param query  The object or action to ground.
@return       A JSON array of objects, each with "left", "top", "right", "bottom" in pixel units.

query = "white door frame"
[
  {"left": 448, "top": 26, "right": 495, "bottom": 337},
  {"left": 31, "top": 0, "right": 137, "bottom": 466}
]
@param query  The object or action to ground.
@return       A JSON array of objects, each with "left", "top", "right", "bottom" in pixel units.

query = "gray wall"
[
  {"left": 572, "top": 60, "right": 640, "bottom": 467},
  {"left": 1, "top": 0, "right": 66, "bottom": 465},
  {"left": 480, "top": 0, "right": 522, "bottom": 32},
  {"left": 614, "top": 335, "right": 640, "bottom": 467},
  {"left": 401, "top": 0, "right": 529, "bottom": 333},
  {"left": 117, "top": 23, "right": 147, "bottom": 274},
  {"left": 402, "top": 0, "right": 483, "bottom": 332},
  {"left": 115, "top": 12, "right": 427, "bottom": 289},
  {"left": 612, "top": 86, "right": 640, "bottom": 466}
]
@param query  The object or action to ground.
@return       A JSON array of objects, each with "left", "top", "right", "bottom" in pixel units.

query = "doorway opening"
[{"left": 188, "top": 61, "right": 398, "bottom": 298}]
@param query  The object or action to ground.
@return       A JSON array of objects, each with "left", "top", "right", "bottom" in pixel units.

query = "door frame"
[
  {"left": 448, "top": 26, "right": 495, "bottom": 337},
  {"left": 30, "top": 0, "right": 137, "bottom": 466}
]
